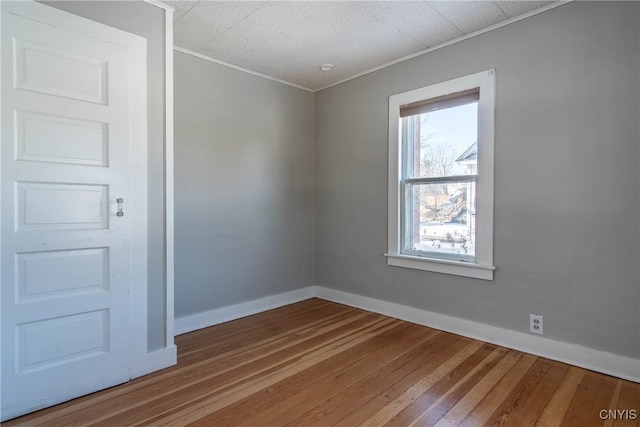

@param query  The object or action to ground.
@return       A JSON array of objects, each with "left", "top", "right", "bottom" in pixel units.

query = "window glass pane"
[
  {"left": 404, "top": 101, "right": 478, "bottom": 178},
  {"left": 404, "top": 181, "right": 476, "bottom": 260}
]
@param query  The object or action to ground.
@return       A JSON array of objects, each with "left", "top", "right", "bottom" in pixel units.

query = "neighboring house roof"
[{"left": 456, "top": 141, "right": 477, "bottom": 163}]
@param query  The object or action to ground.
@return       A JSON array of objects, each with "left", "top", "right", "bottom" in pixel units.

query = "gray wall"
[
  {"left": 315, "top": 1, "right": 640, "bottom": 359},
  {"left": 174, "top": 52, "right": 315, "bottom": 317},
  {"left": 48, "top": 0, "right": 638, "bottom": 361},
  {"left": 44, "top": 1, "right": 168, "bottom": 351}
]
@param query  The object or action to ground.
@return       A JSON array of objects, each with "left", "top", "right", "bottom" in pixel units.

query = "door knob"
[{"left": 116, "top": 198, "right": 124, "bottom": 217}]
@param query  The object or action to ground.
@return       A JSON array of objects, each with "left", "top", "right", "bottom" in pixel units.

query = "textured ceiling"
[{"left": 165, "top": 1, "right": 557, "bottom": 91}]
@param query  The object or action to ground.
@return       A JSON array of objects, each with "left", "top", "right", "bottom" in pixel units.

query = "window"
[{"left": 386, "top": 70, "right": 496, "bottom": 280}]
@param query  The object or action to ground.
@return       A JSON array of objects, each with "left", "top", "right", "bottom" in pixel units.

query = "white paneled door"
[{"left": 1, "top": 2, "right": 147, "bottom": 420}]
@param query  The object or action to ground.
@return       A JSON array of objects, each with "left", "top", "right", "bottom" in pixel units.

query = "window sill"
[{"left": 384, "top": 253, "right": 495, "bottom": 280}]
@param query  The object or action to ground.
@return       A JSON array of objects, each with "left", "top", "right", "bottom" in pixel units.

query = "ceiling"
[{"left": 164, "top": 1, "right": 559, "bottom": 91}]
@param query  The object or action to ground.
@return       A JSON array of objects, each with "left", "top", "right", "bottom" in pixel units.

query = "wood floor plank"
[
  {"left": 196, "top": 323, "right": 436, "bottom": 427},
  {"left": 5, "top": 299, "right": 639, "bottom": 427},
  {"left": 407, "top": 346, "right": 509, "bottom": 426},
  {"left": 536, "top": 366, "right": 586, "bottom": 427},
  {"left": 582, "top": 376, "right": 619, "bottom": 427},
  {"left": 560, "top": 371, "right": 605, "bottom": 427},
  {"left": 358, "top": 340, "right": 485, "bottom": 426},
  {"left": 482, "top": 358, "right": 556, "bottom": 426},
  {"left": 602, "top": 380, "right": 624, "bottom": 427},
  {"left": 384, "top": 343, "right": 498, "bottom": 426},
  {"left": 178, "top": 302, "right": 354, "bottom": 362},
  {"left": 177, "top": 298, "right": 332, "bottom": 351},
  {"left": 614, "top": 381, "right": 640, "bottom": 427},
  {"left": 333, "top": 332, "right": 470, "bottom": 427},
  {"left": 433, "top": 350, "right": 523, "bottom": 427},
  {"left": 107, "top": 315, "right": 397, "bottom": 426},
  {"left": 503, "top": 360, "right": 569, "bottom": 427},
  {"left": 281, "top": 332, "right": 459, "bottom": 427},
  {"left": 144, "top": 318, "right": 402, "bottom": 426},
  {"left": 458, "top": 352, "right": 538, "bottom": 426}
]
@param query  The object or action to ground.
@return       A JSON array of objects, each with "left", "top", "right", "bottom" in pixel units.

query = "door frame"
[
  {"left": 145, "top": 0, "right": 176, "bottom": 366},
  {"left": 0, "top": 0, "right": 149, "bottom": 384}
]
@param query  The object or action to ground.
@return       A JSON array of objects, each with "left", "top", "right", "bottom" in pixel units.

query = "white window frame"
[{"left": 386, "top": 69, "right": 496, "bottom": 280}]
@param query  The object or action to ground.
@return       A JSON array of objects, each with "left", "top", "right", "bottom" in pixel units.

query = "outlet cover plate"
[{"left": 530, "top": 314, "right": 543, "bottom": 335}]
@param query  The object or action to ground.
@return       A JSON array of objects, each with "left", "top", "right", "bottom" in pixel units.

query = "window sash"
[
  {"left": 401, "top": 105, "right": 479, "bottom": 181},
  {"left": 401, "top": 179, "right": 477, "bottom": 263}
]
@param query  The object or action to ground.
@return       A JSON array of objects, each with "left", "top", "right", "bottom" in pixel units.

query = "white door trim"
[
  {"left": 162, "top": 2, "right": 176, "bottom": 358},
  {"left": 141, "top": 0, "right": 177, "bottom": 361},
  {"left": 1, "top": 0, "right": 149, "bottom": 388},
  {"left": 131, "top": 1, "right": 178, "bottom": 377}
]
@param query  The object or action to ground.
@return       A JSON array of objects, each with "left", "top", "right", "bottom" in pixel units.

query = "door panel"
[
  {"left": 17, "top": 182, "right": 109, "bottom": 230},
  {"left": 16, "top": 182, "right": 109, "bottom": 232},
  {"left": 16, "top": 111, "right": 108, "bottom": 166},
  {"left": 16, "top": 248, "right": 109, "bottom": 301},
  {"left": 1, "top": 3, "right": 145, "bottom": 420},
  {"left": 16, "top": 309, "right": 109, "bottom": 374},
  {"left": 14, "top": 38, "right": 108, "bottom": 104}
]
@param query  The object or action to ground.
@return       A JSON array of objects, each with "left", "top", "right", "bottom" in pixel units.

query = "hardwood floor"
[{"left": 5, "top": 298, "right": 639, "bottom": 426}]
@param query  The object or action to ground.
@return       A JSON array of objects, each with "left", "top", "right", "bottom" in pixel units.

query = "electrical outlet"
[{"left": 530, "top": 314, "right": 543, "bottom": 335}]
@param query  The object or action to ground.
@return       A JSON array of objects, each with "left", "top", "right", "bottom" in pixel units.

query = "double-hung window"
[{"left": 386, "top": 70, "right": 496, "bottom": 280}]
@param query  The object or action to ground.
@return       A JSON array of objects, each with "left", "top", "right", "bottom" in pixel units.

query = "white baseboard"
[
  {"left": 314, "top": 286, "right": 640, "bottom": 383},
  {"left": 172, "top": 285, "right": 639, "bottom": 383},
  {"left": 175, "top": 287, "right": 315, "bottom": 335},
  {"left": 131, "top": 344, "right": 177, "bottom": 379}
]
